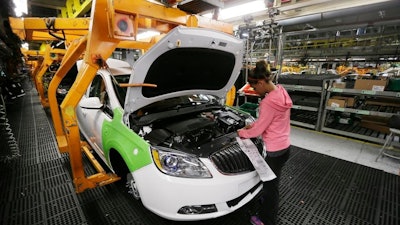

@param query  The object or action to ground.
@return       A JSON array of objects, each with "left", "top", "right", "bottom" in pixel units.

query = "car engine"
[{"left": 131, "top": 107, "right": 251, "bottom": 156}]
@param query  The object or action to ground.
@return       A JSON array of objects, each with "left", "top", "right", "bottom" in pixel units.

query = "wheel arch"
[
  {"left": 102, "top": 108, "right": 153, "bottom": 173},
  {"left": 109, "top": 148, "right": 129, "bottom": 176}
]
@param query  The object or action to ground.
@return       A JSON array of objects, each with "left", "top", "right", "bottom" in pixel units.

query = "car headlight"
[{"left": 151, "top": 147, "right": 212, "bottom": 178}]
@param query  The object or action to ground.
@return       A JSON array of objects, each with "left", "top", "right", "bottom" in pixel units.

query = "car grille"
[{"left": 210, "top": 139, "right": 263, "bottom": 174}]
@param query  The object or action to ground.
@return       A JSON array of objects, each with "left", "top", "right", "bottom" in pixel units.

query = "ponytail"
[{"left": 248, "top": 60, "right": 271, "bottom": 83}]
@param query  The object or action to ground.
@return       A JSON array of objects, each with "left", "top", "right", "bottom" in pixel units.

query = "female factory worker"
[{"left": 237, "top": 60, "right": 292, "bottom": 225}]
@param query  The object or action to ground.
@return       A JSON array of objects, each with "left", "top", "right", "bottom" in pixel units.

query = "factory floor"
[
  {"left": 0, "top": 88, "right": 399, "bottom": 225},
  {"left": 291, "top": 126, "right": 400, "bottom": 176}
]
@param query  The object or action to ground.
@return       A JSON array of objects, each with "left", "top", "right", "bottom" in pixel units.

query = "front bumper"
[{"left": 133, "top": 159, "right": 262, "bottom": 221}]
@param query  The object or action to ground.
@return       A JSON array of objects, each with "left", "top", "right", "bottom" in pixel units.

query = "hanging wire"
[
  {"left": 0, "top": 93, "right": 21, "bottom": 163},
  {"left": 45, "top": 17, "right": 66, "bottom": 41}
]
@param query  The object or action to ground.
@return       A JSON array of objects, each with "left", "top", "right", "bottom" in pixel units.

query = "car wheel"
[
  {"left": 110, "top": 150, "right": 140, "bottom": 200},
  {"left": 126, "top": 173, "right": 140, "bottom": 200}
]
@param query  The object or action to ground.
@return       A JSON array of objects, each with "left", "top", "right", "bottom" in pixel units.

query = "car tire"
[
  {"left": 126, "top": 172, "right": 140, "bottom": 200},
  {"left": 110, "top": 150, "right": 141, "bottom": 200}
]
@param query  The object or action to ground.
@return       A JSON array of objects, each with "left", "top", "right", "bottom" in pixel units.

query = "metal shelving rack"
[
  {"left": 281, "top": 79, "right": 331, "bottom": 130},
  {"left": 321, "top": 80, "right": 400, "bottom": 144}
]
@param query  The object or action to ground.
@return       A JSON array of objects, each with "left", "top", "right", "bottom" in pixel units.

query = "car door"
[{"left": 78, "top": 74, "right": 113, "bottom": 156}]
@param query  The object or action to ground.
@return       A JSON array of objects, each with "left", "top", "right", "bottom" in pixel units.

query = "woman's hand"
[{"left": 243, "top": 124, "right": 252, "bottom": 129}]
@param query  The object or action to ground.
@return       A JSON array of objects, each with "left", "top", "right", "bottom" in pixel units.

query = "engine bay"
[{"left": 130, "top": 106, "right": 251, "bottom": 156}]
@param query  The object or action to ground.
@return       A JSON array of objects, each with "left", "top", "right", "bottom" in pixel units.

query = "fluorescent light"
[
  {"left": 21, "top": 42, "right": 29, "bottom": 50},
  {"left": 203, "top": 0, "right": 267, "bottom": 20},
  {"left": 13, "top": 0, "right": 27, "bottom": 17}
]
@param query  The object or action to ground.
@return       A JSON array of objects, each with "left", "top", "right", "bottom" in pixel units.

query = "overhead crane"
[
  {"left": 10, "top": 15, "right": 163, "bottom": 108},
  {"left": 11, "top": 17, "right": 88, "bottom": 108},
  {"left": 10, "top": 17, "right": 156, "bottom": 50},
  {"left": 21, "top": 0, "right": 234, "bottom": 193},
  {"left": 10, "top": 0, "right": 233, "bottom": 109}
]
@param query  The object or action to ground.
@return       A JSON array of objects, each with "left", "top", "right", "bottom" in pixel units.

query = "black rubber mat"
[{"left": 1, "top": 89, "right": 399, "bottom": 225}]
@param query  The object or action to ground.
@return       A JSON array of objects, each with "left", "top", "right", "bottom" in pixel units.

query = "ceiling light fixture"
[
  {"left": 202, "top": 0, "right": 267, "bottom": 20},
  {"left": 13, "top": 0, "right": 27, "bottom": 17}
]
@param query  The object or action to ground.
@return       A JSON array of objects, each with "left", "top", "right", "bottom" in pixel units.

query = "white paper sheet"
[{"left": 236, "top": 137, "right": 276, "bottom": 182}]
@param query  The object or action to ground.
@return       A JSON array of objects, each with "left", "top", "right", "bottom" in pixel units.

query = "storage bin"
[
  {"left": 239, "top": 102, "right": 259, "bottom": 117},
  {"left": 387, "top": 78, "right": 400, "bottom": 91}
]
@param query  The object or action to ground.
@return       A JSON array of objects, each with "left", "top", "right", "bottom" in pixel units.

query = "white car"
[{"left": 76, "top": 26, "right": 264, "bottom": 221}]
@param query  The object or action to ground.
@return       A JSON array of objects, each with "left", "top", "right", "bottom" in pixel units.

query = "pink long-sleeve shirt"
[{"left": 238, "top": 85, "right": 293, "bottom": 152}]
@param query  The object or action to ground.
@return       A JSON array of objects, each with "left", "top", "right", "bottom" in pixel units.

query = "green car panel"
[{"left": 102, "top": 108, "right": 152, "bottom": 172}]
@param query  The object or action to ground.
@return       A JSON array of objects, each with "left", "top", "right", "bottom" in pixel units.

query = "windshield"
[{"left": 113, "top": 74, "right": 130, "bottom": 105}]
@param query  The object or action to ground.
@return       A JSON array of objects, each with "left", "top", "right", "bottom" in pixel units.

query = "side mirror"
[{"left": 79, "top": 97, "right": 103, "bottom": 109}]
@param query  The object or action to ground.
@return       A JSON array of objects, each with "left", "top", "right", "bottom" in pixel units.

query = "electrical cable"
[
  {"left": 0, "top": 93, "right": 21, "bottom": 163},
  {"left": 44, "top": 17, "right": 66, "bottom": 41}
]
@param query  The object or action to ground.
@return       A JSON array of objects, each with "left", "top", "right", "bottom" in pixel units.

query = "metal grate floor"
[{"left": 1, "top": 89, "right": 399, "bottom": 225}]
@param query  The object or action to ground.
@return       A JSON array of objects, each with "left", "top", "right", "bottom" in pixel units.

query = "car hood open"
[{"left": 123, "top": 26, "right": 244, "bottom": 115}]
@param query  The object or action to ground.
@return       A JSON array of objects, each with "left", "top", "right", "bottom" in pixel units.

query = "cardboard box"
[
  {"left": 346, "top": 97, "right": 355, "bottom": 107},
  {"left": 328, "top": 96, "right": 355, "bottom": 107},
  {"left": 360, "top": 115, "right": 390, "bottom": 134},
  {"left": 332, "top": 82, "right": 346, "bottom": 89},
  {"left": 365, "top": 99, "right": 400, "bottom": 107},
  {"left": 354, "top": 79, "right": 387, "bottom": 91},
  {"left": 327, "top": 98, "right": 346, "bottom": 108}
]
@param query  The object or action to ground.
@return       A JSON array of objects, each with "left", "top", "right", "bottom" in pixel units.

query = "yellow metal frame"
[
  {"left": 35, "top": 45, "right": 66, "bottom": 107},
  {"left": 26, "top": 60, "right": 41, "bottom": 80},
  {"left": 9, "top": 17, "right": 90, "bottom": 44},
  {"left": 46, "top": 0, "right": 233, "bottom": 193},
  {"left": 21, "top": 50, "right": 43, "bottom": 89},
  {"left": 21, "top": 46, "right": 67, "bottom": 107},
  {"left": 12, "top": 16, "right": 157, "bottom": 109}
]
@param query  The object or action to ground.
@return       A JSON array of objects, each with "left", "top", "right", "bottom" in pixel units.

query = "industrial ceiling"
[
  {"left": 26, "top": 0, "right": 400, "bottom": 28},
  {"left": 24, "top": 0, "right": 400, "bottom": 61}
]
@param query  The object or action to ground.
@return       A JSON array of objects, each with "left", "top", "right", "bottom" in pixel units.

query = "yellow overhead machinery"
[
  {"left": 21, "top": 45, "right": 66, "bottom": 107},
  {"left": 13, "top": 0, "right": 233, "bottom": 193},
  {"left": 11, "top": 17, "right": 89, "bottom": 107}
]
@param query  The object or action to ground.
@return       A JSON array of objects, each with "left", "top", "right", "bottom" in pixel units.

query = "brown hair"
[{"left": 248, "top": 60, "right": 271, "bottom": 84}]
